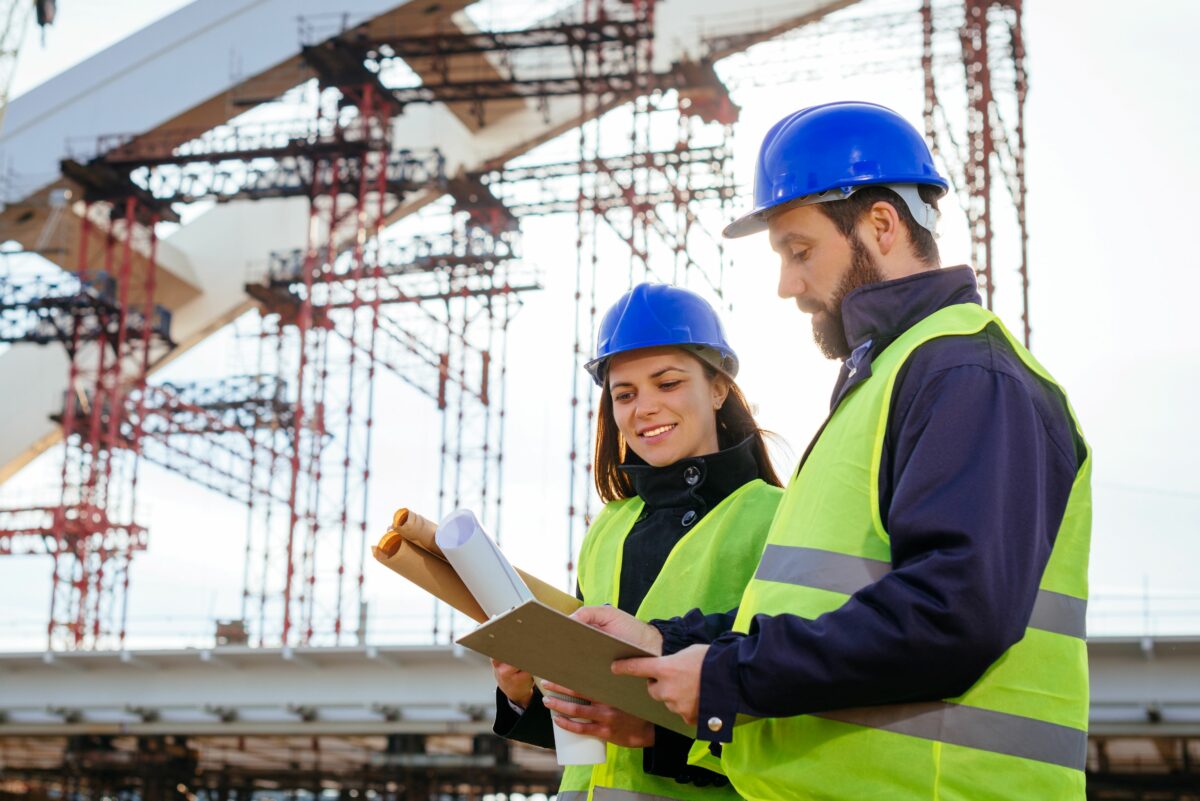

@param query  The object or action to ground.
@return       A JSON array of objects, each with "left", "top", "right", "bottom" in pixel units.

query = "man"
[{"left": 575, "top": 101, "right": 1092, "bottom": 800}]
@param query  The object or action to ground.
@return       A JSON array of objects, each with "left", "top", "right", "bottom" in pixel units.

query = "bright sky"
[{"left": 1, "top": 0, "right": 1198, "bottom": 650}]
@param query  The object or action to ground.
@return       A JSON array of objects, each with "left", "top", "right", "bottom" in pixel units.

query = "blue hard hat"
[
  {"left": 585, "top": 283, "right": 738, "bottom": 387},
  {"left": 724, "top": 101, "right": 949, "bottom": 238}
]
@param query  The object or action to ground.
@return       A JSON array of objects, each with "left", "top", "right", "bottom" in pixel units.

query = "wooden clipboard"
[{"left": 456, "top": 598, "right": 694, "bottom": 736}]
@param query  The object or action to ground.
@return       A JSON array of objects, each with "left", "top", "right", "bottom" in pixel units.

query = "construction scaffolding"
[
  {"left": 0, "top": 195, "right": 174, "bottom": 650},
  {"left": 712, "top": 0, "right": 1030, "bottom": 342},
  {"left": 922, "top": 0, "right": 1030, "bottom": 343},
  {"left": 0, "top": 0, "right": 1030, "bottom": 653}
]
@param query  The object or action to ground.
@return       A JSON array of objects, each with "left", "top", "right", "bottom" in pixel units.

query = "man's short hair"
[{"left": 816, "top": 185, "right": 942, "bottom": 267}]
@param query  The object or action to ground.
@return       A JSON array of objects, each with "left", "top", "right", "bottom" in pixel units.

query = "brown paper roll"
[
  {"left": 371, "top": 538, "right": 488, "bottom": 623},
  {"left": 376, "top": 508, "right": 582, "bottom": 620},
  {"left": 392, "top": 508, "right": 441, "bottom": 557}
]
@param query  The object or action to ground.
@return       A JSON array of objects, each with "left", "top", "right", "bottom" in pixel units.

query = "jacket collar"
[
  {"left": 619, "top": 435, "right": 759, "bottom": 513},
  {"left": 841, "top": 265, "right": 981, "bottom": 353},
  {"left": 828, "top": 265, "right": 981, "bottom": 409}
]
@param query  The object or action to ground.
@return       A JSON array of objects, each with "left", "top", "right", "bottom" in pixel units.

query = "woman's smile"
[{"left": 638, "top": 423, "right": 677, "bottom": 443}]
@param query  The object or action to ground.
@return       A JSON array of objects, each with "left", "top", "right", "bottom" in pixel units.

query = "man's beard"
[{"left": 811, "top": 233, "right": 886, "bottom": 360}]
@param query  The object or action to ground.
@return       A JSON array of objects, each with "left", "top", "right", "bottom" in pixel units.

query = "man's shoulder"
[
  {"left": 904, "top": 321, "right": 1026, "bottom": 381},
  {"left": 895, "top": 323, "right": 1085, "bottom": 463}
]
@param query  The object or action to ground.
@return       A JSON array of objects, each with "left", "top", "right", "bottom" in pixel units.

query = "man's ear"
[{"left": 865, "top": 200, "right": 902, "bottom": 256}]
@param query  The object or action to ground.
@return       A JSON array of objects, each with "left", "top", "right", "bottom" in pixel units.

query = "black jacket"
[{"left": 493, "top": 436, "right": 762, "bottom": 783}]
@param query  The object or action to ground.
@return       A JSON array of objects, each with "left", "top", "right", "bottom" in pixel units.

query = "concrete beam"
[
  {"left": 0, "top": 644, "right": 496, "bottom": 736},
  {"left": 0, "top": 636, "right": 1197, "bottom": 738}
]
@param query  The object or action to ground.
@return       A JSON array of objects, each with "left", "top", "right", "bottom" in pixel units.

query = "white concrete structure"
[
  {"left": 0, "top": 637, "right": 1196, "bottom": 737},
  {"left": 0, "top": 0, "right": 853, "bottom": 484}
]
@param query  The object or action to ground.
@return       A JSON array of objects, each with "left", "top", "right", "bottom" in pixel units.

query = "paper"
[
  {"left": 435, "top": 509, "right": 534, "bottom": 618},
  {"left": 391, "top": 507, "right": 440, "bottom": 555},
  {"left": 371, "top": 534, "right": 488, "bottom": 623},
  {"left": 434, "top": 510, "right": 605, "bottom": 765},
  {"left": 372, "top": 508, "right": 580, "bottom": 621},
  {"left": 457, "top": 598, "right": 694, "bottom": 737},
  {"left": 374, "top": 507, "right": 601, "bottom": 763}
]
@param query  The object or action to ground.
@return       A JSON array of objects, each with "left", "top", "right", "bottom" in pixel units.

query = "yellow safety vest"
[
  {"left": 558, "top": 478, "right": 782, "bottom": 801},
  {"left": 712, "top": 304, "right": 1091, "bottom": 801}
]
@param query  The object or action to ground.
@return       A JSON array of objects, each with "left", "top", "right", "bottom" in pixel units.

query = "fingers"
[
  {"left": 492, "top": 661, "right": 530, "bottom": 680},
  {"left": 551, "top": 715, "right": 611, "bottom": 739},
  {"left": 543, "top": 696, "right": 610, "bottom": 723},
  {"left": 570, "top": 604, "right": 618, "bottom": 627},
  {"left": 539, "top": 680, "right": 585, "bottom": 699},
  {"left": 611, "top": 656, "right": 661, "bottom": 679}
]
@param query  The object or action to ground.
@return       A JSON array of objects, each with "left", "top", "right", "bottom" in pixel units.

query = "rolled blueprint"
[
  {"left": 391, "top": 508, "right": 441, "bottom": 556},
  {"left": 434, "top": 508, "right": 606, "bottom": 766},
  {"left": 372, "top": 531, "right": 488, "bottom": 623},
  {"left": 373, "top": 508, "right": 581, "bottom": 617},
  {"left": 435, "top": 509, "right": 534, "bottom": 617}
]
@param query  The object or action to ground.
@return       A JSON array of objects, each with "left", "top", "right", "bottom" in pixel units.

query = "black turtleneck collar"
[
  {"left": 618, "top": 435, "right": 759, "bottom": 515},
  {"left": 840, "top": 265, "right": 981, "bottom": 353}
]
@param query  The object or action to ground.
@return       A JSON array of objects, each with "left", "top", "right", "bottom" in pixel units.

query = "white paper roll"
[
  {"left": 542, "top": 685, "right": 610, "bottom": 766},
  {"left": 435, "top": 509, "right": 606, "bottom": 766},
  {"left": 435, "top": 509, "right": 533, "bottom": 617}
]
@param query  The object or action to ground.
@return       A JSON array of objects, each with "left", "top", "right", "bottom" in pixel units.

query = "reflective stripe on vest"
[
  {"left": 815, "top": 701, "right": 1088, "bottom": 771},
  {"left": 593, "top": 789, "right": 706, "bottom": 801},
  {"left": 562, "top": 479, "right": 781, "bottom": 801},
  {"left": 557, "top": 793, "right": 589, "bottom": 801},
  {"left": 753, "top": 545, "right": 1088, "bottom": 641}
]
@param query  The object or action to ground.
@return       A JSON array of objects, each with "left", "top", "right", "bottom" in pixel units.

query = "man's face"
[{"left": 767, "top": 203, "right": 885, "bottom": 360}]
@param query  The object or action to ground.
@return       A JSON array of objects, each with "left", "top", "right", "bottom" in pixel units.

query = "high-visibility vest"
[
  {"left": 714, "top": 303, "right": 1092, "bottom": 801},
  {"left": 557, "top": 478, "right": 783, "bottom": 801}
]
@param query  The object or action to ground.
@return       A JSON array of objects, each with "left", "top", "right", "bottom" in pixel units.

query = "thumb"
[{"left": 611, "top": 656, "right": 662, "bottom": 679}]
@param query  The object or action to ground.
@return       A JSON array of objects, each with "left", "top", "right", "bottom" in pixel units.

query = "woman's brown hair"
[{"left": 593, "top": 356, "right": 784, "bottom": 502}]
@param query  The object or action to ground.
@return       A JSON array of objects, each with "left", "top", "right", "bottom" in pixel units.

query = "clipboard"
[{"left": 456, "top": 598, "right": 694, "bottom": 736}]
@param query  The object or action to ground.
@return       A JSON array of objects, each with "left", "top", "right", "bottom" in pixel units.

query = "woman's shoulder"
[{"left": 727, "top": 477, "right": 786, "bottom": 503}]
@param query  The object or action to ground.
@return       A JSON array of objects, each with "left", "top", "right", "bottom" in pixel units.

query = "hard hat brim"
[
  {"left": 722, "top": 208, "right": 769, "bottom": 239},
  {"left": 723, "top": 177, "right": 950, "bottom": 241},
  {"left": 585, "top": 341, "right": 738, "bottom": 386}
]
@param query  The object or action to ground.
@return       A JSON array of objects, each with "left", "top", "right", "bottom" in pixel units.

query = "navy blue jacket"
[{"left": 653, "top": 266, "right": 1086, "bottom": 743}]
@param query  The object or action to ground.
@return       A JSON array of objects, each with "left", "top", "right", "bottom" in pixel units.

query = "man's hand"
[
  {"left": 612, "top": 645, "right": 709, "bottom": 726},
  {"left": 572, "top": 605, "right": 663, "bottom": 655},
  {"left": 491, "top": 658, "right": 534, "bottom": 708},
  {"left": 540, "top": 679, "right": 655, "bottom": 748}
]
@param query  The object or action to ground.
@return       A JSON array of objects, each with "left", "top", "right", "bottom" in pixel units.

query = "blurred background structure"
[{"left": 0, "top": 1, "right": 1197, "bottom": 799}]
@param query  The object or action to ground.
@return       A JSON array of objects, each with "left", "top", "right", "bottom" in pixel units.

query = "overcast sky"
[{"left": 2, "top": 0, "right": 1197, "bottom": 649}]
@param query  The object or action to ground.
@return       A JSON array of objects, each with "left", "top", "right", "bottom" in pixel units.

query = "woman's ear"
[{"left": 712, "top": 375, "right": 731, "bottom": 410}]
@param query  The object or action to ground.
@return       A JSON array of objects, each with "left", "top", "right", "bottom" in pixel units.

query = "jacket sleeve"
[
  {"left": 651, "top": 607, "right": 738, "bottom": 654},
  {"left": 643, "top": 727, "right": 729, "bottom": 787},
  {"left": 491, "top": 579, "right": 588, "bottom": 749},
  {"left": 493, "top": 687, "right": 556, "bottom": 749},
  {"left": 696, "top": 363, "right": 1081, "bottom": 740}
]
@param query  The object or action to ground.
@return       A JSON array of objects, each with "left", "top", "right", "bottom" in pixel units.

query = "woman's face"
[{"left": 607, "top": 346, "right": 729, "bottom": 467}]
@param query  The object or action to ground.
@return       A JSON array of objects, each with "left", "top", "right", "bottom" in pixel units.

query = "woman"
[{"left": 493, "top": 283, "right": 783, "bottom": 801}]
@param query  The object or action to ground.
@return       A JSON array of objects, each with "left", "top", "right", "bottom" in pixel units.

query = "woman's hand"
[
  {"left": 540, "top": 679, "right": 655, "bottom": 748},
  {"left": 571, "top": 605, "right": 664, "bottom": 655},
  {"left": 492, "top": 658, "right": 535, "bottom": 708}
]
